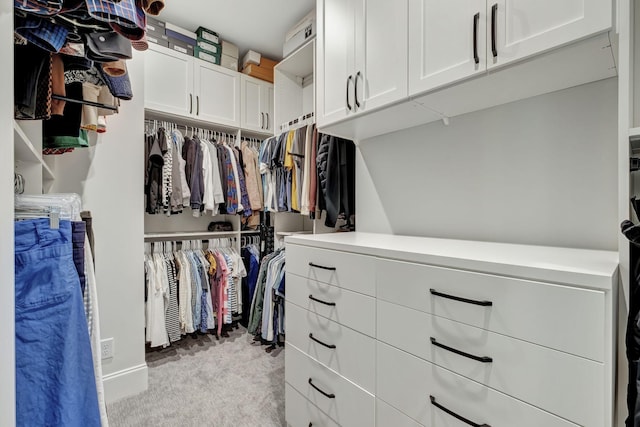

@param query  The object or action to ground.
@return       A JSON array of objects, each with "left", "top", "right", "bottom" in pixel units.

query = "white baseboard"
[{"left": 103, "top": 363, "right": 148, "bottom": 404}]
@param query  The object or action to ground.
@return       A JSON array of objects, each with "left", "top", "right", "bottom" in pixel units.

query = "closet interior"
[{"left": 3, "top": 0, "right": 640, "bottom": 426}]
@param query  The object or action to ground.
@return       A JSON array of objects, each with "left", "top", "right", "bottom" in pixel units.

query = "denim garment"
[
  {"left": 71, "top": 221, "right": 86, "bottom": 295},
  {"left": 15, "top": 219, "right": 100, "bottom": 427}
]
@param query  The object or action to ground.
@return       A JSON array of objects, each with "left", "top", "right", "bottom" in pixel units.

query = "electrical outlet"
[{"left": 101, "top": 338, "right": 114, "bottom": 359}]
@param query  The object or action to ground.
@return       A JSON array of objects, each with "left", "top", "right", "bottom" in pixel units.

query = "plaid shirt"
[
  {"left": 85, "top": 0, "right": 144, "bottom": 29},
  {"left": 15, "top": 17, "right": 68, "bottom": 52}
]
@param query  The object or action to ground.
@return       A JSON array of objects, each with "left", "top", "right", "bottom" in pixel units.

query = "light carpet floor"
[{"left": 107, "top": 326, "right": 285, "bottom": 427}]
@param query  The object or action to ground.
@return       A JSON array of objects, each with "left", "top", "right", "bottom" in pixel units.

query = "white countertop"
[{"left": 285, "top": 232, "right": 619, "bottom": 291}]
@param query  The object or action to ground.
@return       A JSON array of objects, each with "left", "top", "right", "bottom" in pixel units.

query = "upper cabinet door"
[
  {"left": 317, "top": 0, "right": 357, "bottom": 127},
  {"left": 355, "top": 0, "right": 408, "bottom": 112},
  {"left": 241, "top": 75, "right": 264, "bottom": 132},
  {"left": 488, "top": 0, "right": 612, "bottom": 69},
  {"left": 194, "top": 61, "right": 241, "bottom": 127},
  {"left": 144, "top": 45, "right": 194, "bottom": 117},
  {"left": 263, "top": 84, "right": 274, "bottom": 133},
  {"left": 408, "top": 0, "right": 486, "bottom": 96}
]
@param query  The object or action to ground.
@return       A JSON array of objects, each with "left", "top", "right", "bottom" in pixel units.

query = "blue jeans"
[{"left": 15, "top": 219, "right": 100, "bottom": 427}]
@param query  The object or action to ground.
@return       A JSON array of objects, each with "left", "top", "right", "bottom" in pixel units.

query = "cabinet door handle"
[
  {"left": 309, "top": 333, "right": 336, "bottom": 349},
  {"left": 346, "top": 75, "right": 353, "bottom": 110},
  {"left": 261, "top": 112, "right": 265, "bottom": 129},
  {"left": 196, "top": 96, "right": 200, "bottom": 116},
  {"left": 308, "top": 378, "right": 335, "bottom": 399},
  {"left": 473, "top": 13, "right": 480, "bottom": 64},
  {"left": 309, "top": 294, "right": 336, "bottom": 306},
  {"left": 491, "top": 3, "right": 498, "bottom": 58},
  {"left": 189, "top": 93, "right": 193, "bottom": 114},
  {"left": 308, "top": 262, "right": 336, "bottom": 271},
  {"left": 354, "top": 71, "right": 361, "bottom": 108},
  {"left": 430, "top": 288, "right": 492, "bottom": 306},
  {"left": 266, "top": 113, "right": 269, "bottom": 129},
  {"left": 430, "top": 395, "right": 491, "bottom": 427},
  {"left": 430, "top": 337, "right": 493, "bottom": 363}
]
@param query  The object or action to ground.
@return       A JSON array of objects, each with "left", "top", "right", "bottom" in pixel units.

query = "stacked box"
[
  {"left": 241, "top": 56, "right": 277, "bottom": 83},
  {"left": 194, "top": 26, "right": 222, "bottom": 65},
  {"left": 146, "top": 16, "right": 169, "bottom": 47},
  {"left": 166, "top": 23, "right": 196, "bottom": 56},
  {"left": 220, "top": 40, "right": 239, "bottom": 71},
  {"left": 283, "top": 9, "right": 316, "bottom": 57}
]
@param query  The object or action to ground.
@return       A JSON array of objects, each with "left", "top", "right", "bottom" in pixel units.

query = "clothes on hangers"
[
  {"left": 14, "top": 213, "right": 102, "bottom": 426},
  {"left": 144, "top": 240, "right": 247, "bottom": 348},
  {"left": 248, "top": 247, "right": 285, "bottom": 345}
]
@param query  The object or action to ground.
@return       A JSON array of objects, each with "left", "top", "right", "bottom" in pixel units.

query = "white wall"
[
  {"left": 1, "top": 0, "right": 15, "bottom": 424},
  {"left": 50, "top": 52, "right": 147, "bottom": 402},
  {"left": 357, "top": 78, "right": 618, "bottom": 251}
]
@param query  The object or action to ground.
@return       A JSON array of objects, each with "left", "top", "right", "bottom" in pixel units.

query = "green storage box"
[
  {"left": 196, "top": 38, "right": 221, "bottom": 55},
  {"left": 194, "top": 47, "right": 221, "bottom": 65},
  {"left": 196, "top": 27, "right": 220, "bottom": 44}
]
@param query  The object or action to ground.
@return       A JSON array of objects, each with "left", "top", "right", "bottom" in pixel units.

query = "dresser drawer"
[
  {"left": 286, "top": 383, "right": 339, "bottom": 427},
  {"left": 377, "top": 399, "right": 423, "bottom": 427},
  {"left": 285, "top": 301, "right": 376, "bottom": 392},
  {"left": 376, "top": 258, "right": 605, "bottom": 361},
  {"left": 287, "top": 272, "right": 376, "bottom": 337},
  {"left": 377, "top": 300, "right": 603, "bottom": 426},
  {"left": 287, "top": 244, "right": 376, "bottom": 296},
  {"left": 286, "top": 344, "right": 375, "bottom": 427},
  {"left": 377, "top": 342, "right": 579, "bottom": 427}
]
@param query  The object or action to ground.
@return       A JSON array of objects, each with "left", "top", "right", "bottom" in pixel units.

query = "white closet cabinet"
[
  {"left": 408, "top": 0, "right": 486, "bottom": 94},
  {"left": 144, "top": 44, "right": 240, "bottom": 127},
  {"left": 317, "top": 0, "right": 407, "bottom": 128},
  {"left": 284, "top": 232, "right": 618, "bottom": 427},
  {"left": 144, "top": 45, "right": 194, "bottom": 117},
  {"left": 408, "top": 0, "right": 611, "bottom": 95},
  {"left": 240, "top": 75, "right": 273, "bottom": 133},
  {"left": 194, "top": 61, "right": 241, "bottom": 127},
  {"left": 489, "top": 0, "right": 612, "bottom": 69}
]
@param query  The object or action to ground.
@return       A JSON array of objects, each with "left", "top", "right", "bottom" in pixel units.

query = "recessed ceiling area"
[{"left": 157, "top": 0, "right": 316, "bottom": 61}]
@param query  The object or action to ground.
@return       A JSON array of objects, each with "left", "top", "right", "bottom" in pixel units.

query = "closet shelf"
[
  {"left": 14, "top": 121, "right": 55, "bottom": 181},
  {"left": 275, "top": 39, "right": 314, "bottom": 79},
  {"left": 144, "top": 231, "right": 238, "bottom": 241},
  {"left": 276, "top": 231, "right": 313, "bottom": 238}
]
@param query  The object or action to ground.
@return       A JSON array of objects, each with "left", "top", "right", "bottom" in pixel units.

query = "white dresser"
[{"left": 284, "top": 232, "right": 618, "bottom": 427}]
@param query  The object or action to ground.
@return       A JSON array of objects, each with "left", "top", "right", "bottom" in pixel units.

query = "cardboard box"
[
  {"left": 196, "top": 39, "right": 221, "bottom": 55},
  {"left": 242, "top": 50, "right": 261, "bottom": 69},
  {"left": 283, "top": 20, "right": 315, "bottom": 57},
  {"left": 242, "top": 63, "right": 274, "bottom": 83},
  {"left": 147, "top": 33, "right": 170, "bottom": 48},
  {"left": 221, "top": 53, "right": 238, "bottom": 71},
  {"left": 166, "top": 28, "right": 196, "bottom": 46},
  {"left": 165, "top": 22, "right": 197, "bottom": 40},
  {"left": 286, "top": 10, "right": 314, "bottom": 42},
  {"left": 260, "top": 57, "right": 278, "bottom": 69},
  {"left": 221, "top": 40, "right": 239, "bottom": 59},
  {"left": 196, "top": 26, "right": 219, "bottom": 44},
  {"left": 194, "top": 47, "right": 221, "bottom": 65},
  {"left": 168, "top": 37, "right": 194, "bottom": 56},
  {"left": 146, "top": 16, "right": 166, "bottom": 35}
]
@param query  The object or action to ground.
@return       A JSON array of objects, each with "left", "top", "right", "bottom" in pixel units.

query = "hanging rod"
[{"left": 52, "top": 94, "right": 118, "bottom": 111}]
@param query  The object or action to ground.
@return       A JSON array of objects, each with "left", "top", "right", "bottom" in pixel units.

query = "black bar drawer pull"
[
  {"left": 309, "top": 295, "right": 336, "bottom": 306},
  {"left": 431, "top": 337, "right": 493, "bottom": 363},
  {"left": 309, "top": 378, "right": 335, "bottom": 399},
  {"left": 430, "top": 395, "right": 490, "bottom": 427},
  {"left": 430, "top": 289, "right": 492, "bottom": 306},
  {"left": 491, "top": 3, "right": 498, "bottom": 58},
  {"left": 309, "top": 262, "right": 336, "bottom": 271},
  {"left": 355, "top": 71, "right": 361, "bottom": 108},
  {"left": 473, "top": 13, "right": 480, "bottom": 64},
  {"left": 309, "top": 333, "right": 336, "bottom": 349},
  {"left": 346, "top": 75, "right": 353, "bottom": 110}
]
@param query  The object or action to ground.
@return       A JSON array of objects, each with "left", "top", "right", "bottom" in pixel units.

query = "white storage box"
[
  {"left": 286, "top": 10, "right": 315, "bottom": 42},
  {"left": 221, "top": 53, "right": 238, "bottom": 71},
  {"left": 221, "top": 40, "right": 239, "bottom": 59},
  {"left": 242, "top": 50, "right": 261, "bottom": 69},
  {"left": 283, "top": 24, "right": 315, "bottom": 57}
]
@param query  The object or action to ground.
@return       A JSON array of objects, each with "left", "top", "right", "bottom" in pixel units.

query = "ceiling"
[{"left": 158, "top": 0, "right": 316, "bottom": 61}]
